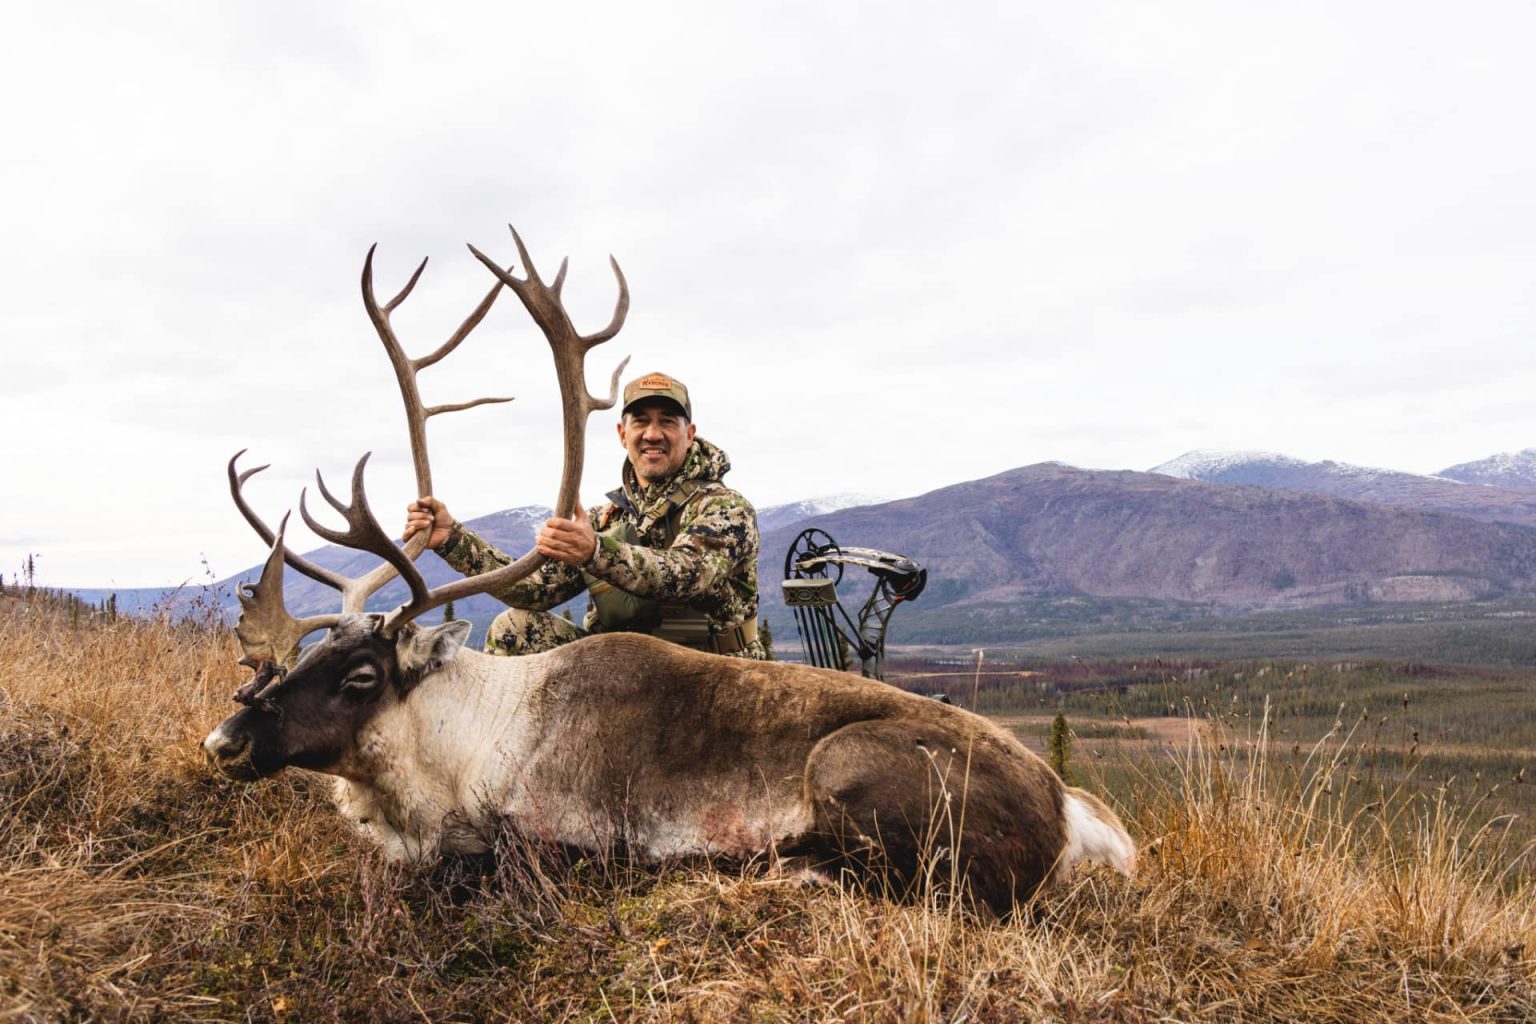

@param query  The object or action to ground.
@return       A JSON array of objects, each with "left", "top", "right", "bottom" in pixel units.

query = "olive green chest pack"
[{"left": 581, "top": 481, "right": 711, "bottom": 642}]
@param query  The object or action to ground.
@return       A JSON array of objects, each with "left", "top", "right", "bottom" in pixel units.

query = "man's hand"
[
  {"left": 537, "top": 500, "right": 597, "bottom": 567},
  {"left": 404, "top": 497, "right": 454, "bottom": 548}
]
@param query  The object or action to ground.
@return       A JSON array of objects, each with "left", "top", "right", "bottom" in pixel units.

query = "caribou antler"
[
  {"left": 361, "top": 243, "right": 516, "bottom": 502},
  {"left": 467, "top": 226, "right": 630, "bottom": 519},
  {"left": 229, "top": 451, "right": 355, "bottom": 590},
  {"left": 232, "top": 451, "right": 408, "bottom": 615},
  {"left": 229, "top": 227, "right": 629, "bottom": 650},
  {"left": 230, "top": 245, "right": 521, "bottom": 656},
  {"left": 371, "top": 227, "right": 630, "bottom": 631},
  {"left": 299, "top": 452, "right": 433, "bottom": 615},
  {"left": 232, "top": 515, "right": 342, "bottom": 704}
]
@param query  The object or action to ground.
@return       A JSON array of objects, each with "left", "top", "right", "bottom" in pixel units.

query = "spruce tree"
[
  {"left": 443, "top": 599, "right": 456, "bottom": 622},
  {"left": 1048, "top": 713, "right": 1073, "bottom": 783},
  {"left": 759, "top": 618, "right": 775, "bottom": 660}
]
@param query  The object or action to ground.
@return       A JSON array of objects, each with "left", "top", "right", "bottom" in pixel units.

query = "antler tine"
[
  {"left": 507, "top": 225, "right": 540, "bottom": 284},
  {"left": 230, "top": 450, "right": 276, "bottom": 545},
  {"left": 381, "top": 548, "right": 546, "bottom": 634},
  {"left": 552, "top": 257, "right": 569, "bottom": 298},
  {"left": 580, "top": 256, "right": 630, "bottom": 350},
  {"left": 312, "top": 465, "right": 351, "bottom": 519},
  {"left": 383, "top": 254, "right": 429, "bottom": 314},
  {"left": 415, "top": 269, "right": 514, "bottom": 371},
  {"left": 590, "top": 354, "right": 631, "bottom": 413},
  {"left": 424, "top": 396, "right": 515, "bottom": 417},
  {"left": 297, "top": 454, "right": 433, "bottom": 615},
  {"left": 233, "top": 513, "right": 342, "bottom": 673},
  {"left": 228, "top": 451, "right": 351, "bottom": 592}
]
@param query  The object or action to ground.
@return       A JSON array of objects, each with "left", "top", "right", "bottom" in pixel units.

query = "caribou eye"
[{"left": 341, "top": 668, "right": 380, "bottom": 692}]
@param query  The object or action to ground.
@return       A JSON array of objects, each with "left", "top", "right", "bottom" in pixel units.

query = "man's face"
[{"left": 618, "top": 400, "right": 696, "bottom": 485}]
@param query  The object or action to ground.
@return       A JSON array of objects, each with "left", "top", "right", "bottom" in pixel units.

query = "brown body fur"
[
  {"left": 508, "top": 634, "right": 1072, "bottom": 910},
  {"left": 206, "top": 622, "right": 1128, "bottom": 915}
]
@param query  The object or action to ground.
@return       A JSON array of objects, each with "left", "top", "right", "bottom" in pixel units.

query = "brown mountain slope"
[{"left": 762, "top": 463, "right": 1536, "bottom": 614}]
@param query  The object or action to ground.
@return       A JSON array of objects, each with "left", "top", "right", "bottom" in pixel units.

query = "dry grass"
[{"left": 1, "top": 591, "right": 1533, "bottom": 1022}]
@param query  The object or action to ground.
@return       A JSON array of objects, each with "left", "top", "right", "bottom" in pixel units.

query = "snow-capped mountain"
[
  {"left": 1150, "top": 450, "right": 1312, "bottom": 484},
  {"left": 473, "top": 505, "right": 552, "bottom": 532},
  {"left": 1437, "top": 449, "right": 1536, "bottom": 490},
  {"left": 757, "top": 493, "right": 889, "bottom": 534},
  {"left": 1148, "top": 449, "right": 1458, "bottom": 486},
  {"left": 1148, "top": 450, "right": 1536, "bottom": 528}
]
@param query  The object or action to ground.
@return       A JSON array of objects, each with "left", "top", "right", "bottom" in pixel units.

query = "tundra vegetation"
[{"left": 3, "top": 586, "right": 1535, "bottom": 1022}]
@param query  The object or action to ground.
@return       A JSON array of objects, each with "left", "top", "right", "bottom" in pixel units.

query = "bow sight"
[{"left": 781, "top": 528, "right": 927, "bottom": 681}]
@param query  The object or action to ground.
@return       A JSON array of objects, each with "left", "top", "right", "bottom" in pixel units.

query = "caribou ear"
[{"left": 396, "top": 619, "right": 473, "bottom": 685}]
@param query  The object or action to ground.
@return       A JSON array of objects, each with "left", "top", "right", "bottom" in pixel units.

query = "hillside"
[
  {"left": 758, "top": 463, "right": 1536, "bottom": 645},
  {"left": 3, "top": 591, "right": 1533, "bottom": 1021}
]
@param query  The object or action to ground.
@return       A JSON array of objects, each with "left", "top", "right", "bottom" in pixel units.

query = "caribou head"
[{"left": 205, "top": 614, "right": 471, "bottom": 781}]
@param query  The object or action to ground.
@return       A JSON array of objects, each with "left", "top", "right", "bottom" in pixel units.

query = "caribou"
[{"left": 202, "top": 228, "right": 1136, "bottom": 913}]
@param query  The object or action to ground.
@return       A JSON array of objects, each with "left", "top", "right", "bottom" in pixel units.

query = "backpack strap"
[{"left": 659, "top": 479, "right": 711, "bottom": 545}]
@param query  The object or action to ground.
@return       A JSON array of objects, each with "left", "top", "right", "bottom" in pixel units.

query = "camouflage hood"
[{"left": 612, "top": 437, "right": 733, "bottom": 523}]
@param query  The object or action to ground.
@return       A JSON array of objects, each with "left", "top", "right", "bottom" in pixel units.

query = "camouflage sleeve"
[
  {"left": 433, "top": 520, "right": 587, "bottom": 611},
  {"left": 586, "top": 493, "right": 758, "bottom": 603}
]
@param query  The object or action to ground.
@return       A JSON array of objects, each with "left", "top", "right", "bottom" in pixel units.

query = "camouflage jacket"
[{"left": 433, "top": 437, "right": 761, "bottom": 650}]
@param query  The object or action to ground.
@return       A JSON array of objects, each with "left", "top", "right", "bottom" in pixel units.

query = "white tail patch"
[{"left": 1057, "top": 787, "right": 1137, "bottom": 880}]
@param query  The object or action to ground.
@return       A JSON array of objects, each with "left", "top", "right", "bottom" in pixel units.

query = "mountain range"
[
  {"left": 1148, "top": 450, "right": 1536, "bottom": 528},
  {"left": 71, "top": 447, "right": 1536, "bottom": 648}
]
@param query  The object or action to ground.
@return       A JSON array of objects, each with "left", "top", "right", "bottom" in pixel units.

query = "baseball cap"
[{"left": 621, "top": 371, "right": 692, "bottom": 420}]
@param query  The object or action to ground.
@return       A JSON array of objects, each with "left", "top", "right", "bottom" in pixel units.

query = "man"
[{"left": 403, "top": 372, "right": 765, "bottom": 659}]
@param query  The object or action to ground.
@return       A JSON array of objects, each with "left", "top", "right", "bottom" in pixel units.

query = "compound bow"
[{"left": 781, "top": 528, "right": 926, "bottom": 681}]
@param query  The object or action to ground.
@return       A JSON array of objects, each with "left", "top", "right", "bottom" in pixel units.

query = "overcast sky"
[{"left": 3, "top": 1, "right": 1533, "bottom": 588}]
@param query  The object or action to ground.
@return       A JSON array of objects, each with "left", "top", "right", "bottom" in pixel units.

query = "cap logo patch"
[{"left": 638, "top": 374, "right": 674, "bottom": 389}]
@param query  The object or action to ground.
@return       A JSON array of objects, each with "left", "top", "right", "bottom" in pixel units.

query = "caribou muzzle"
[{"left": 202, "top": 716, "right": 274, "bottom": 781}]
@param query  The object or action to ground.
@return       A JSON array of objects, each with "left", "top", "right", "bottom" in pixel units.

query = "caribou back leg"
[{"left": 799, "top": 718, "right": 1068, "bottom": 914}]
